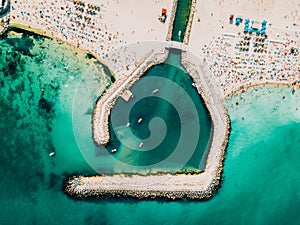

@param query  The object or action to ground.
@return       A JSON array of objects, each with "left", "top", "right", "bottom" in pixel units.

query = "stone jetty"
[
  {"left": 65, "top": 173, "right": 225, "bottom": 200},
  {"left": 166, "top": 0, "right": 178, "bottom": 41},
  {"left": 65, "top": 47, "right": 230, "bottom": 201},
  {"left": 182, "top": 0, "right": 197, "bottom": 45},
  {"left": 93, "top": 49, "right": 169, "bottom": 145}
]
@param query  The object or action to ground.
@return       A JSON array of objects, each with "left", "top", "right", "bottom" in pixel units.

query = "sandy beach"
[
  {"left": 10, "top": 0, "right": 173, "bottom": 73},
  {"left": 9, "top": 0, "right": 300, "bottom": 96},
  {"left": 188, "top": 0, "right": 300, "bottom": 96},
  {"left": 189, "top": 0, "right": 300, "bottom": 50}
]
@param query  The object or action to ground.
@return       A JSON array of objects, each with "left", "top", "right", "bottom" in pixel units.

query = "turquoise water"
[
  {"left": 0, "top": 32, "right": 299, "bottom": 224},
  {"left": 171, "top": 0, "right": 192, "bottom": 42},
  {"left": 107, "top": 50, "right": 212, "bottom": 173}
]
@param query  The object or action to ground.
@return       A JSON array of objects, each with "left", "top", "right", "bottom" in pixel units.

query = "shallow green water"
[
  {"left": 171, "top": 0, "right": 192, "bottom": 42},
  {"left": 107, "top": 50, "right": 212, "bottom": 173},
  {"left": 0, "top": 32, "right": 299, "bottom": 225}
]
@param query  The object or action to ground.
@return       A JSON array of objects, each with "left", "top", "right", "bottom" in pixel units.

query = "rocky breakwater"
[
  {"left": 93, "top": 49, "right": 169, "bottom": 146},
  {"left": 182, "top": 0, "right": 197, "bottom": 45},
  {"left": 180, "top": 51, "right": 231, "bottom": 199},
  {"left": 166, "top": 0, "right": 178, "bottom": 41},
  {"left": 64, "top": 172, "right": 227, "bottom": 201},
  {"left": 64, "top": 50, "right": 231, "bottom": 201}
]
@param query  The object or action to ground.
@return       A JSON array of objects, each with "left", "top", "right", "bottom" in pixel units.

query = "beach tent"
[
  {"left": 244, "top": 19, "right": 250, "bottom": 32},
  {"left": 235, "top": 17, "right": 243, "bottom": 26},
  {"left": 162, "top": 8, "right": 167, "bottom": 15},
  {"left": 229, "top": 14, "right": 234, "bottom": 24}
]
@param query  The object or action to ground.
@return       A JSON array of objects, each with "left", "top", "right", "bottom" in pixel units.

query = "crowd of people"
[
  {"left": 9, "top": 0, "right": 171, "bottom": 80},
  {"left": 202, "top": 28, "right": 300, "bottom": 95},
  {"left": 9, "top": 0, "right": 299, "bottom": 95},
  {"left": 10, "top": 0, "right": 127, "bottom": 61}
]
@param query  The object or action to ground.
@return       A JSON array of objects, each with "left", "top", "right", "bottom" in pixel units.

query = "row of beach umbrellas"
[{"left": 244, "top": 19, "right": 267, "bottom": 35}]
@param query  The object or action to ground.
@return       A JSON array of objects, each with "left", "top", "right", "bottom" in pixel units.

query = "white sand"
[
  {"left": 189, "top": 0, "right": 300, "bottom": 54},
  {"left": 188, "top": 0, "right": 300, "bottom": 96},
  {"left": 98, "top": 0, "right": 173, "bottom": 43},
  {"left": 10, "top": 0, "right": 173, "bottom": 58}
]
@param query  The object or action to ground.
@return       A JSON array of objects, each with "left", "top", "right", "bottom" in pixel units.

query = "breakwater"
[
  {"left": 65, "top": 48, "right": 230, "bottom": 201},
  {"left": 64, "top": 174, "right": 224, "bottom": 200},
  {"left": 171, "top": 0, "right": 193, "bottom": 42},
  {"left": 92, "top": 49, "right": 169, "bottom": 145},
  {"left": 181, "top": 50, "right": 230, "bottom": 193},
  {"left": 182, "top": 0, "right": 197, "bottom": 44}
]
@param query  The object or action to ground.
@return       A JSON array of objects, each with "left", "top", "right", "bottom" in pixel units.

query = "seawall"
[{"left": 65, "top": 47, "right": 230, "bottom": 201}]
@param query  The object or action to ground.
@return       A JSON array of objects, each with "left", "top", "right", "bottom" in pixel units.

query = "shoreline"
[
  {"left": 224, "top": 81, "right": 300, "bottom": 99},
  {"left": 8, "top": 21, "right": 116, "bottom": 80}
]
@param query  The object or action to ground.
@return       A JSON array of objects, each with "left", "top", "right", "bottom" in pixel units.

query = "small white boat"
[
  {"left": 111, "top": 149, "right": 117, "bottom": 153},
  {"left": 138, "top": 118, "right": 142, "bottom": 123},
  {"left": 126, "top": 122, "right": 130, "bottom": 128},
  {"left": 152, "top": 89, "right": 159, "bottom": 94},
  {"left": 139, "top": 142, "right": 143, "bottom": 148},
  {"left": 192, "top": 83, "right": 197, "bottom": 87},
  {"left": 49, "top": 152, "right": 55, "bottom": 157}
]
